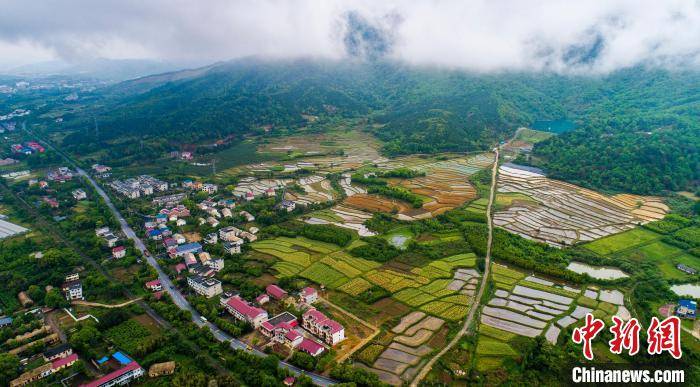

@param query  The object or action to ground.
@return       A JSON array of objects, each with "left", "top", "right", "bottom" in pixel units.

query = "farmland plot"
[
  {"left": 494, "top": 164, "right": 668, "bottom": 247},
  {"left": 232, "top": 178, "right": 292, "bottom": 198},
  {"left": 364, "top": 312, "right": 447, "bottom": 385},
  {"left": 480, "top": 264, "right": 625, "bottom": 346},
  {"left": 285, "top": 175, "right": 337, "bottom": 205},
  {"left": 342, "top": 154, "right": 493, "bottom": 221},
  {"left": 305, "top": 204, "right": 376, "bottom": 236}
]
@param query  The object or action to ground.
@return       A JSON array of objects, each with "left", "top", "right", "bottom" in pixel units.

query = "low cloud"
[{"left": 0, "top": 0, "right": 698, "bottom": 73}]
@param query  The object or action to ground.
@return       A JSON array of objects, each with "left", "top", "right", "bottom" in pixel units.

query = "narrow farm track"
[
  {"left": 71, "top": 298, "right": 142, "bottom": 308},
  {"left": 410, "top": 148, "right": 499, "bottom": 386},
  {"left": 319, "top": 296, "right": 380, "bottom": 363}
]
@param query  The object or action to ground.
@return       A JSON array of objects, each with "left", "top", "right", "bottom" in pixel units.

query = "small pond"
[
  {"left": 670, "top": 283, "right": 700, "bottom": 298},
  {"left": 566, "top": 261, "right": 629, "bottom": 280}
]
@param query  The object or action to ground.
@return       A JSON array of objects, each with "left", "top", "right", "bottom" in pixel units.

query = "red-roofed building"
[
  {"left": 298, "top": 287, "right": 318, "bottom": 304},
  {"left": 255, "top": 294, "right": 270, "bottom": 305},
  {"left": 297, "top": 338, "right": 325, "bottom": 357},
  {"left": 259, "top": 312, "right": 301, "bottom": 347},
  {"left": 302, "top": 309, "right": 345, "bottom": 346},
  {"left": 111, "top": 246, "right": 126, "bottom": 259},
  {"left": 145, "top": 279, "right": 162, "bottom": 292},
  {"left": 80, "top": 361, "right": 144, "bottom": 387},
  {"left": 283, "top": 376, "right": 296, "bottom": 386},
  {"left": 51, "top": 353, "right": 78, "bottom": 371},
  {"left": 174, "top": 263, "right": 186, "bottom": 274},
  {"left": 221, "top": 296, "right": 268, "bottom": 327},
  {"left": 265, "top": 284, "right": 288, "bottom": 300}
]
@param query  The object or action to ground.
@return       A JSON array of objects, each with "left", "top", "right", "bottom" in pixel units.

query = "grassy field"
[
  {"left": 583, "top": 228, "right": 661, "bottom": 255},
  {"left": 583, "top": 226, "right": 700, "bottom": 280},
  {"left": 515, "top": 128, "right": 555, "bottom": 144}
]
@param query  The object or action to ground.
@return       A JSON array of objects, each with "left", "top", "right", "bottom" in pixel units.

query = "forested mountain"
[
  {"left": 58, "top": 59, "right": 699, "bottom": 194},
  {"left": 531, "top": 70, "right": 700, "bottom": 194}
]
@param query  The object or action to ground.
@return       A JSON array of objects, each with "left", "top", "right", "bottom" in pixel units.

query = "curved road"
[
  {"left": 23, "top": 125, "right": 334, "bottom": 386},
  {"left": 410, "top": 148, "right": 499, "bottom": 386}
]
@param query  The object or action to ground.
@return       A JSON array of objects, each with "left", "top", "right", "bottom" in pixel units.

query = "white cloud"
[{"left": 0, "top": 0, "right": 698, "bottom": 73}]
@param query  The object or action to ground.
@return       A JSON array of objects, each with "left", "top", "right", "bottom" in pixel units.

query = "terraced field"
[
  {"left": 304, "top": 204, "right": 376, "bottom": 236},
  {"left": 284, "top": 175, "right": 337, "bottom": 205},
  {"left": 476, "top": 263, "right": 630, "bottom": 371},
  {"left": 494, "top": 164, "right": 668, "bottom": 247},
  {"left": 232, "top": 178, "right": 291, "bottom": 198},
  {"left": 343, "top": 154, "right": 493, "bottom": 221},
  {"left": 359, "top": 311, "right": 447, "bottom": 385}
]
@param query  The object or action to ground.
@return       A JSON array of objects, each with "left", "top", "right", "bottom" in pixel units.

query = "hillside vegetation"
[{"left": 56, "top": 60, "right": 699, "bottom": 194}]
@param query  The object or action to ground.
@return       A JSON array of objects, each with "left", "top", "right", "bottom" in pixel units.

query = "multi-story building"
[
  {"left": 302, "top": 309, "right": 345, "bottom": 346},
  {"left": 221, "top": 295, "right": 268, "bottom": 327},
  {"left": 80, "top": 361, "right": 144, "bottom": 387},
  {"left": 187, "top": 275, "right": 222, "bottom": 298}
]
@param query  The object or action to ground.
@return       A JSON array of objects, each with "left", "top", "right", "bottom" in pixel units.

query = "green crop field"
[
  {"left": 584, "top": 228, "right": 661, "bottom": 255},
  {"left": 479, "top": 324, "right": 517, "bottom": 341},
  {"left": 476, "top": 336, "right": 518, "bottom": 356},
  {"left": 338, "top": 277, "right": 373, "bottom": 296},
  {"left": 273, "top": 262, "right": 304, "bottom": 277},
  {"left": 300, "top": 262, "right": 349, "bottom": 288},
  {"left": 105, "top": 319, "right": 155, "bottom": 354}
]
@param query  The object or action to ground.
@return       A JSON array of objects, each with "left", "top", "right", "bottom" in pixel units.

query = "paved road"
[
  {"left": 410, "top": 148, "right": 499, "bottom": 386},
  {"left": 24, "top": 126, "right": 335, "bottom": 386}
]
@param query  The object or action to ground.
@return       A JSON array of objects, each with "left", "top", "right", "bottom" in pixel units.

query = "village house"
[
  {"left": 207, "top": 217, "right": 219, "bottom": 227},
  {"left": 221, "top": 207, "right": 233, "bottom": 218},
  {"left": 176, "top": 218, "right": 187, "bottom": 226},
  {"left": 201, "top": 183, "right": 218, "bottom": 194},
  {"left": 259, "top": 312, "right": 303, "bottom": 348},
  {"left": 302, "top": 309, "right": 345, "bottom": 346},
  {"left": 240, "top": 210, "right": 255, "bottom": 221},
  {"left": 81, "top": 360, "right": 144, "bottom": 387},
  {"left": 299, "top": 287, "right": 318, "bottom": 305},
  {"left": 41, "top": 196, "right": 59, "bottom": 208},
  {"left": 18, "top": 291, "right": 34, "bottom": 307},
  {"left": 172, "top": 233, "right": 187, "bottom": 244},
  {"left": 266, "top": 284, "right": 288, "bottom": 301},
  {"left": 204, "top": 233, "right": 218, "bottom": 244},
  {"left": 173, "top": 242, "right": 203, "bottom": 257},
  {"left": 279, "top": 200, "right": 296, "bottom": 212},
  {"left": 219, "top": 226, "right": 242, "bottom": 241},
  {"left": 0, "top": 316, "right": 13, "bottom": 328},
  {"left": 221, "top": 295, "right": 268, "bottom": 327},
  {"left": 245, "top": 191, "right": 254, "bottom": 201},
  {"left": 46, "top": 167, "right": 74, "bottom": 182},
  {"left": 183, "top": 253, "right": 198, "bottom": 267},
  {"left": 152, "top": 193, "right": 186, "bottom": 207},
  {"left": 676, "top": 299, "right": 697, "bottom": 319},
  {"left": 187, "top": 275, "right": 223, "bottom": 298},
  {"left": 111, "top": 246, "right": 126, "bottom": 259},
  {"left": 145, "top": 279, "right": 162, "bottom": 292},
  {"left": 205, "top": 258, "right": 225, "bottom": 271},
  {"left": 91, "top": 164, "right": 111, "bottom": 174},
  {"left": 10, "top": 354, "right": 79, "bottom": 387},
  {"left": 255, "top": 294, "right": 270, "bottom": 305},
  {"left": 43, "top": 343, "right": 73, "bottom": 361},
  {"left": 72, "top": 189, "right": 87, "bottom": 200},
  {"left": 676, "top": 264, "right": 697, "bottom": 275},
  {"left": 224, "top": 242, "right": 241, "bottom": 255},
  {"left": 297, "top": 338, "right": 325, "bottom": 357},
  {"left": 240, "top": 231, "right": 257, "bottom": 242},
  {"left": 61, "top": 278, "right": 83, "bottom": 301}
]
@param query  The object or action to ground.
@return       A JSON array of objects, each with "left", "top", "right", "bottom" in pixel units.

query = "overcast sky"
[{"left": 0, "top": 0, "right": 699, "bottom": 73}]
